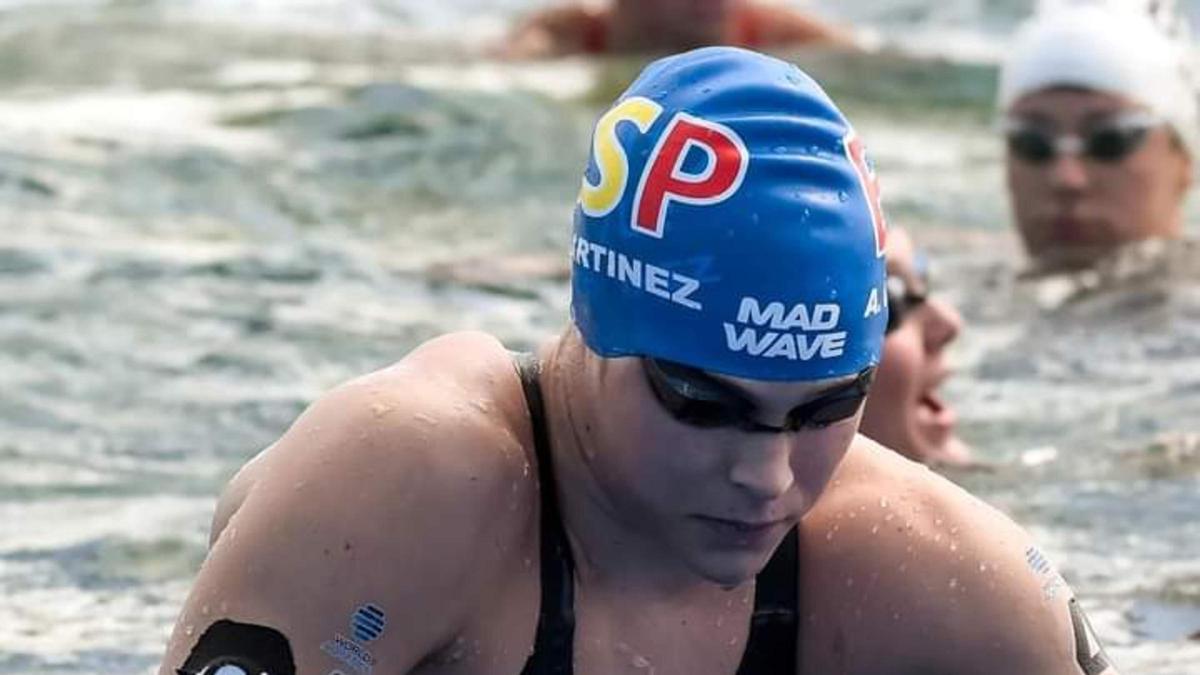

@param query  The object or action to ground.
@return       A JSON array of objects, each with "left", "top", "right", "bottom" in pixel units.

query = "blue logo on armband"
[{"left": 351, "top": 604, "right": 386, "bottom": 643}]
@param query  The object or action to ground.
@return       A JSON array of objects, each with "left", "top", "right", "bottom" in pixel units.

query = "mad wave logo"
[
  {"left": 844, "top": 131, "right": 887, "bottom": 258},
  {"left": 351, "top": 604, "right": 386, "bottom": 643},
  {"left": 723, "top": 297, "right": 848, "bottom": 361},
  {"left": 579, "top": 96, "right": 749, "bottom": 239}
]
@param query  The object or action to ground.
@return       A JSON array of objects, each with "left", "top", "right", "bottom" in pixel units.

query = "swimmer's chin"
[{"left": 683, "top": 544, "right": 789, "bottom": 589}]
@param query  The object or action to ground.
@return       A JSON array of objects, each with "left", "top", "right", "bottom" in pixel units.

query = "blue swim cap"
[{"left": 571, "top": 47, "right": 888, "bottom": 381}]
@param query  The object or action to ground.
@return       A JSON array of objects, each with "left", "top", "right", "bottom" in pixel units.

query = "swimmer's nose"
[
  {"left": 728, "top": 434, "right": 795, "bottom": 502},
  {"left": 1049, "top": 152, "right": 1090, "bottom": 194},
  {"left": 922, "top": 297, "right": 962, "bottom": 352}
]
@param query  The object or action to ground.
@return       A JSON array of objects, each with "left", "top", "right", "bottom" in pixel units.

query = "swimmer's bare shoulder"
[
  {"left": 800, "top": 436, "right": 1119, "bottom": 675},
  {"left": 159, "top": 331, "right": 541, "bottom": 675}
]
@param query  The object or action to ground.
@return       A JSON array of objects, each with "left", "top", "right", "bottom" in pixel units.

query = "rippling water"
[{"left": 1, "top": 2, "right": 1198, "bottom": 673}]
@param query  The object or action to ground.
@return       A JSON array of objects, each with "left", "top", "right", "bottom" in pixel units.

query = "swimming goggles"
[
  {"left": 885, "top": 272, "right": 928, "bottom": 334},
  {"left": 1003, "top": 111, "right": 1162, "bottom": 165},
  {"left": 885, "top": 250, "right": 930, "bottom": 334},
  {"left": 642, "top": 358, "right": 875, "bottom": 433}
]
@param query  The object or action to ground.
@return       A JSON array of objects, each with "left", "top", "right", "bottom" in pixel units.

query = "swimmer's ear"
[
  {"left": 1068, "top": 598, "right": 1115, "bottom": 675},
  {"left": 177, "top": 619, "right": 296, "bottom": 675}
]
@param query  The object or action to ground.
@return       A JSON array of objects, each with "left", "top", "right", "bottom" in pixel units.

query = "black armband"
[{"left": 177, "top": 619, "right": 296, "bottom": 675}]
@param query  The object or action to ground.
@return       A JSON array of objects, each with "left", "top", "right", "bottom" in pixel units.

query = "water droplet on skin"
[
  {"left": 948, "top": 578, "right": 959, "bottom": 589},
  {"left": 978, "top": 563, "right": 988, "bottom": 573},
  {"left": 716, "top": 615, "right": 725, "bottom": 627},
  {"left": 184, "top": 624, "right": 194, "bottom": 637},
  {"left": 892, "top": 612, "right": 901, "bottom": 621},
  {"left": 870, "top": 525, "right": 880, "bottom": 535},
  {"left": 413, "top": 412, "right": 438, "bottom": 426},
  {"left": 370, "top": 402, "right": 392, "bottom": 418},
  {"left": 219, "top": 601, "right": 228, "bottom": 613},
  {"left": 845, "top": 577, "right": 854, "bottom": 588},
  {"left": 632, "top": 654, "right": 652, "bottom": 669},
  {"left": 471, "top": 399, "right": 490, "bottom": 413},
  {"left": 294, "top": 480, "right": 307, "bottom": 490},
  {"left": 201, "top": 605, "right": 210, "bottom": 616},
  {"left": 950, "top": 543, "right": 958, "bottom": 552},
  {"left": 880, "top": 497, "right": 889, "bottom": 508}
]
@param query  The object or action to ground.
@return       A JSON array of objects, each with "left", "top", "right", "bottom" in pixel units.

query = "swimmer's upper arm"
[
  {"left": 209, "top": 445, "right": 271, "bottom": 548},
  {"left": 159, "top": 372, "right": 534, "bottom": 675},
  {"left": 920, "top": 500, "right": 1120, "bottom": 675}
]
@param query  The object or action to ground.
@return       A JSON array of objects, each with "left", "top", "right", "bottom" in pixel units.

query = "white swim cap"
[{"left": 999, "top": 0, "right": 1199, "bottom": 158}]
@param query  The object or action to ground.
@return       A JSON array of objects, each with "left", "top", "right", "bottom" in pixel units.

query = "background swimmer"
[
  {"left": 998, "top": 0, "right": 1196, "bottom": 272},
  {"left": 859, "top": 227, "right": 971, "bottom": 467},
  {"left": 500, "top": 0, "right": 857, "bottom": 58}
]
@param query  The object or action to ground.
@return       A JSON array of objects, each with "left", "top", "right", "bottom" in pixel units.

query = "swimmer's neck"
[{"left": 537, "top": 335, "right": 753, "bottom": 598}]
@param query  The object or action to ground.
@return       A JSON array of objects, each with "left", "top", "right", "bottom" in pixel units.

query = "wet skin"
[{"left": 159, "top": 330, "right": 1116, "bottom": 674}]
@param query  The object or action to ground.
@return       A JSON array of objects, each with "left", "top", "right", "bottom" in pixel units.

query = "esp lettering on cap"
[{"left": 571, "top": 47, "right": 889, "bottom": 382}]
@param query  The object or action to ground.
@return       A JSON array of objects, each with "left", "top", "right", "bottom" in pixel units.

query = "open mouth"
[{"left": 917, "top": 385, "right": 956, "bottom": 431}]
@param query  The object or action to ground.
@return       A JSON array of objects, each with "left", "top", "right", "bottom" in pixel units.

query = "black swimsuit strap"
[
  {"left": 736, "top": 525, "right": 800, "bottom": 675},
  {"left": 516, "top": 353, "right": 577, "bottom": 675},
  {"left": 514, "top": 352, "right": 799, "bottom": 675}
]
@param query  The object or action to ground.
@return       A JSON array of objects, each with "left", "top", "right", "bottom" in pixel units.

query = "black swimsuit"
[{"left": 515, "top": 354, "right": 800, "bottom": 675}]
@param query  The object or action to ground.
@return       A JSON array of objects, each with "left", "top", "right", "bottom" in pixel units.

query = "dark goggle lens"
[
  {"left": 1007, "top": 130, "right": 1055, "bottom": 163},
  {"left": 1085, "top": 126, "right": 1149, "bottom": 162},
  {"left": 643, "top": 359, "right": 747, "bottom": 428},
  {"left": 788, "top": 368, "right": 875, "bottom": 429},
  {"left": 668, "top": 397, "right": 744, "bottom": 428},
  {"left": 795, "top": 391, "right": 869, "bottom": 427}
]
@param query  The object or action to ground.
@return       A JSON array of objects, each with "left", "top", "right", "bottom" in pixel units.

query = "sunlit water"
[{"left": 0, "top": 2, "right": 1198, "bottom": 673}]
